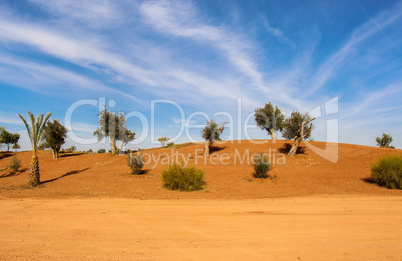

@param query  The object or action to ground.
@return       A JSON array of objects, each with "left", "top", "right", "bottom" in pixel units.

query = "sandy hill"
[{"left": 0, "top": 140, "right": 401, "bottom": 199}]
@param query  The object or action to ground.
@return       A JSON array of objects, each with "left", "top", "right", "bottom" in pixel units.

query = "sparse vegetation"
[
  {"left": 376, "top": 133, "right": 395, "bottom": 148},
  {"left": 254, "top": 102, "right": 284, "bottom": 143},
  {"left": 9, "top": 156, "right": 21, "bottom": 173},
  {"left": 282, "top": 111, "right": 315, "bottom": 156},
  {"left": 252, "top": 152, "right": 271, "bottom": 178},
  {"left": 162, "top": 163, "right": 205, "bottom": 191},
  {"left": 97, "top": 149, "right": 106, "bottom": 153},
  {"left": 41, "top": 119, "right": 68, "bottom": 159},
  {"left": 371, "top": 154, "right": 402, "bottom": 189},
  {"left": 127, "top": 153, "right": 145, "bottom": 175},
  {"left": 18, "top": 111, "right": 52, "bottom": 186},
  {"left": 67, "top": 146, "right": 77, "bottom": 152}
]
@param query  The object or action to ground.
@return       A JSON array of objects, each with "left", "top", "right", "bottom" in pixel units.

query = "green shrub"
[
  {"left": 252, "top": 152, "right": 271, "bottom": 178},
  {"left": 371, "top": 154, "right": 402, "bottom": 189},
  {"left": 162, "top": 163, "right": 205, "bottom": 191},
  {"left": 9, "top": 156, "right": 21, "bottom": 173},
  {"left": 97, "top": 149, "right": 106, "bottom": 153},
  {"left": 127, "top": 153, "right": 145, "bottom": 175}
]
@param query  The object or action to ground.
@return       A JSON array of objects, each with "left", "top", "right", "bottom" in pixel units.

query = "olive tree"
[
  {"left": 94, "top": 107, "right": 135, "bottom": 154},
  {"left": 254, "top": 102, "right": 284, "bottom": 143},
  {"left": 282, "top": 111, "right": 315, "bottom": 156},
  {"left": 42, "top": 119, "right": 68, "bottom": 159},
  {"left": 376, "top": 133, "right": 395, "bottom": 148},
  {"left": 158, "top": 137, "right": 170, "bottom": 147},
  {"left": 201, "top": 120, "right": 222, "bottom": 155},
  {"left": 0, "top": 127, "right": 20, "bottom": 152}
]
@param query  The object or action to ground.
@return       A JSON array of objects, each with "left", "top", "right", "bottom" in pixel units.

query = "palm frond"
[
  {"left": 37, "top": 112, "right": 52, "bottom": 146},
  {"left": 18, "top": 113, "right": 34, "bottom": 149}
]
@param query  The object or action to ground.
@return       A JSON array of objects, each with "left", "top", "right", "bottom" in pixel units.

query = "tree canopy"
[
  {"left": 376, "top": 133, "right": 395, "bottom": 148},
  {"left": 282, "top": 112, "right": 314, "bottom": 141},
  {"left": 42, "top": 119, "right": 68, "bottom": 159},
  {"left": 0, "top": 127, "right": 20, "bottom": 152},
  {"left": 94, "top": 107, "right": 135, "bottom": 154},
  {"left": 254, "top": 102, "right": 284, "bottom": 142}
]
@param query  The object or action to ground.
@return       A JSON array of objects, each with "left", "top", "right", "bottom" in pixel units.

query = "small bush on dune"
[
  {"left": 127, "top": 153, "right": 145, "bottom": 175},
  {"left": 252, "top": 152, "right": 271, "bottom": 178},
  {"left": 371, "top": 154, "right": 402, "bottom": 189},
  {"left": 162, "top": 163, "right": 205, "bottom": 191},
  {"left": 97, "top": 149, "right": 106, "bottom": 153},
  {"left": 9, "top": 156, "right": 21, "bottom": 173}
]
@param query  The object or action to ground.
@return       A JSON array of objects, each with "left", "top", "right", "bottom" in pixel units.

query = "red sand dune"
[
  {"left": 0, "top": 140, "right": 401, "bottom": 199},
  {"left": 1, "top": 140, "right": 401, "bottom": 260}
]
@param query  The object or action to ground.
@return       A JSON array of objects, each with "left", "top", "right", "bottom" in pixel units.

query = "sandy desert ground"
[{"left": 1, "top": 140, "right": 401, "bottom": 260}]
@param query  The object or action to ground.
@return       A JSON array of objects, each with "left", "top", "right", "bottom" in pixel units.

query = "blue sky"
[{"left": 0, "top": 0, "right": 401, "bottom": 151}]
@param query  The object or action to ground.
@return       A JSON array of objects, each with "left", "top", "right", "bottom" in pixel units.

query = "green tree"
[
  {"left": 117, "top": 111, "right": 135, "bottom": 151},
  {"left": 282, "top": 111, "right": 315, "bottom": 156},
  {"left": 42, "top": 119, "right": 68, "bottom": 159},
  {"left": 94, "top": 107, "right": 135, "bottom": 154},
  {"left": 18, "top": 111, "right": 52, "bottom": 186},
  {"left": 376, "top": 133, "right": 395, "bottom": 148},
  {"left": 158, "top": 137, "right": 170, "bottom": 147},
  {"left": 254, "top": 102, "right": 284, "bottom": 143},
  {"left": 201, "top": 120, "right": 221, "bottom": 155},
  {"left": 0, "top": 128, "right": 20, "bottom": 152}
]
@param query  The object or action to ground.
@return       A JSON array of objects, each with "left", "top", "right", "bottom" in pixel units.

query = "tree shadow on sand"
[
  {"left": 0, "top": 168, "right": 27, "bottom": 179},
  {"left": 210, "top": 145, "right": 227, "bottom": 153},
  {"left": 42, "top": 168, "right": 90, "bottom": 184},
  {"left": 0, "top": 152, "right": 13, "bottom": 160},
  {"left": 278, "top": 143, "right": 306, "bottom": 154},
  {"left": 361, "top": 177, "right": 376, "bottom": 185},
  {"left": 59, "top": 153, "right": 85, "bottom": 158}
]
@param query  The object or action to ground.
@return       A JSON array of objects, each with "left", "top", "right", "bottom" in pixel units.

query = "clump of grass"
[
  {"left": 162, "top": 163, "right": 205, "bottom": 191},
  {"left": 127, "top": 153, "right": 145, "bottom": 175},
  {"left": 252, "top": 152, "right": 271, "bottom": 179},
  {"left": 371, "top": 154, "right": 402, "bottom": 189},
  {"left": 9, "top": 156, "right": 21, "bottom": 173}
]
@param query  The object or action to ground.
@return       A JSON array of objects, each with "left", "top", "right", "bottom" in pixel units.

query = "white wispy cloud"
[
  {"left": 139, "top": 0, "right": 263, "bottom": 86},
  {"left": 306, "top": 2, "right": 402, "bottom": 96}
]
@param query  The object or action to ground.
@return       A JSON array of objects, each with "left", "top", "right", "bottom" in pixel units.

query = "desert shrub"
[
  {"left": 166, "top": 142, "right": 175, "bottom": 147},
  {"left": 9, "top": 156, "right": 21, "bottom": 173},
  {"left": 252, "top": 152, "right": 271, "bottom": 178},
  {"left": 371, "top": 154, "right": 402, "bottom": 189},
  {"left": 87, "top": 149, "right": 93, "bottom": 153},
  {"left": 97, "top": 149, "right": 106, "bottom": 153},
  {"left": 162, "top": 163, "right": 205, "bottom": 191},
  {"left": 127, "top": 153, "right": 145, "bottom": 175}
]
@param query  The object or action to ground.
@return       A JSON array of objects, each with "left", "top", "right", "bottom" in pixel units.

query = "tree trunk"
[
  {"left": 28, "top": 153, "right": 40, "bottom": 186},
  {"left": 269, "top": 130, "right": 277, "bottom": 144},
  {"left": 204, "top": 140, "right": 211, "bottom": 155},
  {"left": 110, "top": 136, "right": 118, "bottom": 154},
  {"left": 288, "top": 138, "right": 301, "bottom": 157}
]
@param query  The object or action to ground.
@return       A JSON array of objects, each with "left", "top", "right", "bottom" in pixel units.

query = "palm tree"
[{"left": 18, "top": 111, "right": 52, "bottom": 186}]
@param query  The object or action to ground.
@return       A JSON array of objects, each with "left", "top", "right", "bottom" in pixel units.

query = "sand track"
[
  {"left": 1, "top": 196, "right": 401, "bottom": 260},
  {"left": 1, "top": 141, "right": 401, "bottom": 259}
]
